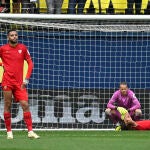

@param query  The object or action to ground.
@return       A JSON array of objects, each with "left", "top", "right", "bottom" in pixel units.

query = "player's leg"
[
  {"left": 105, "top": 108, "right": 122, "bottom": 131},
  {"left": 14, "top": 86, "right": 40, "bottom": 139},
  {"left": 19, "top": 100, "right": 40, "bottom": 139},
  {"left": 105, "top": 108, "right": 122, "bottom": 123},
  {"left": 2, "top": 88, "right": 13, "bottom": 139}
]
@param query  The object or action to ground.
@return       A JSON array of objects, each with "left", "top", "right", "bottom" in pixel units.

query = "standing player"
[
  {"left": 105, "top": 82, "right": 142, "bottom": 130},
  {"left": 0, "top": 29, "right": 40, "bottom": 139}
]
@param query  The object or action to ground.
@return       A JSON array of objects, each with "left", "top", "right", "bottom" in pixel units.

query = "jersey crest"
[{"left": 18, "top": 50, "right": 22, "bottom": 54}]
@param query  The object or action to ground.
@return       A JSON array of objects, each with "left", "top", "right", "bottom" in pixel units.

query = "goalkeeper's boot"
[
  {"left": 115, "top": 122, "right": 121, "bottom": 131},
  {"left": 28, "top": 131, "right": 40, "bottom": 139},
  {"left": 7, "top": 131, "right": 13, "bottom": 139},
  {"left": 115, "top": 125, "right": 121, "bottom": 131}
]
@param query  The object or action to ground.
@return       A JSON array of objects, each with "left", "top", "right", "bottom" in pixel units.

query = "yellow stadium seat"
[
  {"left": 112, "top": 0, "right": 127, "bottom": 14},
  {"left": 39, "top": 0, "right": 47, "bottom": 13},
  {"left": 141, "top": 0, "right": 149, "bottom": 14},
  {"left": 9, "top": 0, "right": 150, "bottom": 14},
  {"left": 100, "top": 0, "right": 110, "bottom": 13},
  {"left": 62, "top": 0, "right": 68, "bottom": 13}
]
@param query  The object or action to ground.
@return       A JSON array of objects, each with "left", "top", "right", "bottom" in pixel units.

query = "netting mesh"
[{"left": 0, "top": 16, "right": 150, "bottom": 130}]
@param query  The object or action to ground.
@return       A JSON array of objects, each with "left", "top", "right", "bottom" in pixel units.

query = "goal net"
[{"left": 0, "top": 14, "right": 150, "bottom": 130}]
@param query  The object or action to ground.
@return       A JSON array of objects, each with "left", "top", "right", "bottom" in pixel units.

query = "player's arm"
[
  {"left": 129, "top": 93, "right": 141, "bottom": 112},
  {"left": 107, "top": 92, "right": 118, "bottom": 109},
  {"left": 25, "top": 58, "right": 34, "bottom": 79},
  {"left": 23, "top": 47, "right": 34, "bottom": 86}
]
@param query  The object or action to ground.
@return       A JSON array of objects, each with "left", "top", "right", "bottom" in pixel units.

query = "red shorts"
[{"left": 2, "top": 84, "right": 28, "bottom": 102}]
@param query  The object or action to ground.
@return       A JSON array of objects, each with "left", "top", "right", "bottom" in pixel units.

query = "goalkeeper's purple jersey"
[{"left": 107, "top": 89, "right": 141, "bottom": 111}]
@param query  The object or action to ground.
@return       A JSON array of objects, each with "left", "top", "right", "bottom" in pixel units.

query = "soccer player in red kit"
[
  {"left": 124, "top": 112, "right": 150, "bottom": 130},
  {"left": 0, "top": 29, "right": 40, "bottom": 139},
  {"left": 116, "top": 107, "right": 150, "bottom": 130}
]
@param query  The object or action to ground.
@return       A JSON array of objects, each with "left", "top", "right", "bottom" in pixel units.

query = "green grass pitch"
[{"left": 0, "top": 131, "right": 150, "bottom": 150}]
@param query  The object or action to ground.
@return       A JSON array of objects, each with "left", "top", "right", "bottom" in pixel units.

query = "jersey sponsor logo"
[
  {"left": 0, "top": 99, "right": 105, "bottom": 124},
  {"left": 18, "top": 50, "right": 22, "bottom": 54}
]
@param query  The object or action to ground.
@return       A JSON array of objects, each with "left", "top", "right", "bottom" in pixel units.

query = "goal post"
[{"left": 0, "top": 14, "right": 150, "bottom": 130}]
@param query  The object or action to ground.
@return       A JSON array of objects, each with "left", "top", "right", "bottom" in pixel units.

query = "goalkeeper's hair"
[{"left": 119, "top": 81, "right": 128, "bottom": 87}]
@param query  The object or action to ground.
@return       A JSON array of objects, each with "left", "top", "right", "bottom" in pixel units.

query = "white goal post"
[
  {"left": 0, "top": 14, "right": 150, "bottom": 130},
  {"left": 0, "top": 14, "right": 150, "bottom": 20}
]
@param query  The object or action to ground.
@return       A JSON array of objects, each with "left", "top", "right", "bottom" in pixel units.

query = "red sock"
[
  {"left": 23, "top": 112, "right": 33, "bottom": 132},
  {"left": 4, "top": 112, "right": 11, "bottom": 132}
]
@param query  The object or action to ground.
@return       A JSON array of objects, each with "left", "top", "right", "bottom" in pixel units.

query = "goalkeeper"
[
  {"left": 105, "top": 82, "right": 142, "bottom": 130},
  {"left": 117, "top": 107, "right": 150, "bottom": 130}
]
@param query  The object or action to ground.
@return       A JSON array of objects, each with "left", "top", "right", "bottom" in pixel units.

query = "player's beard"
[{"left": 9, "top": 40, "right": 18, "bottom": 45}]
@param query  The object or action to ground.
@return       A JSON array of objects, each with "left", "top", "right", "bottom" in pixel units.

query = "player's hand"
[
  {"left": 21, "top": 79, "right": 29, "bottom": 89},
  {"left": 117, "top": 107, "right": 128, "bottom": 120}
]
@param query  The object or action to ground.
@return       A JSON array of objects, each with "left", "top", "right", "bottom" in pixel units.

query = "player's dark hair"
[
  {"left": 119, "top": 82, "right": 128, "bottom": 87},
  {"left": 7, "top": 29, "right": 17, "bottom": 35}
]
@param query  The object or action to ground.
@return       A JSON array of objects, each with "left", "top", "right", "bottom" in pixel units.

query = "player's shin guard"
[
  {"left": 23, "top": 112, "right": 33, "bottom": 132},
  {"left": 4, "top": 112, "right": 11, "bottom": 132}
]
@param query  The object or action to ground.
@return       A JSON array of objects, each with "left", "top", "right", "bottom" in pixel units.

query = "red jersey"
[
  {"left": 0, "top": 43, "right": 33, "bottom": 85},
  {"left": 133, "top": 120, "right": 150, "bottom": 130}
]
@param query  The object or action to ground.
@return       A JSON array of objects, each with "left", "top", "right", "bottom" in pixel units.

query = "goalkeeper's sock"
[
  {"left": 4, "top": 112, "right": 11, "bottom": 132},
  {"left": 115, "top": 110, "right": 122, "bottom": 120},
  {"left": 23, "top": 112, "right": 33, "bottom": 132}
]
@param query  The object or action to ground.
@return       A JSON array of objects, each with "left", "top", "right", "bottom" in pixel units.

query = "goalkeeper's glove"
[{"left": 117, "top": 107, "right": 128, "bottom": 120}]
